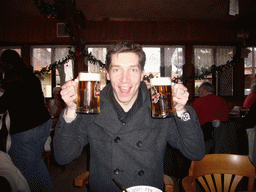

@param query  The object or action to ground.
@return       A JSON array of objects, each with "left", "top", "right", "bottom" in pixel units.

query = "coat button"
[
  {"left": 138, "top": 170, "right": 144, "bottom": 176},
  {"left": 114, "top": 137, "right": 120, "bottom": 143},
  {"left": 113, "top": 168, "right": 120, "bottom": 175},
  {"left": 137, "top": 141, "right": 143, "bottom": 147}
]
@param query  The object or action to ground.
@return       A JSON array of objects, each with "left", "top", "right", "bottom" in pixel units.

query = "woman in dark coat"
[{"left": 0, "top": 50, "right": 54, "bottom": 192}]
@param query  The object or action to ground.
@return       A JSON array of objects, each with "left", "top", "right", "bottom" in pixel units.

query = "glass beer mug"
[
  {"left": 150, "top": 77, "right": 174, "bottom": 118},
  {"left": 76, "top": 72, "right": 101, "bottom": 114}
]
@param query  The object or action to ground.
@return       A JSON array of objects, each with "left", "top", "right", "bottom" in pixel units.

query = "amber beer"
[
  {"left": 150, "top": 77, "right": 174, "bottom": 118},
  {"left": 77, "top": 72, "right": 101, "bottom": 114}
]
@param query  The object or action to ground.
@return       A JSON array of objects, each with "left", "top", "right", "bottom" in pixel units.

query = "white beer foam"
[
  {"left": 79, "top": 72, "right": 101, "bottom": 81},
  {"left": 150, "top": 77, "right": 172, "bottom": 86}
]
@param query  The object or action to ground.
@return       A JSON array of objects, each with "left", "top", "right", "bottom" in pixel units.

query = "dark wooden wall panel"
[{"left": 0, "top": 17, "right": 238, "bottom": 45}]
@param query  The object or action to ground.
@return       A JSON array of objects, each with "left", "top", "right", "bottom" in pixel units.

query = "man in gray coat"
[{"left": 53, "top": 41, "right": 205, "bottom": 192}]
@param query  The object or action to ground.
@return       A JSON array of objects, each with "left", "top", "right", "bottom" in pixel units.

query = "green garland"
[
  {"left": 172, "top": 59, "right": 238, "bottom": 83},
  {"left": 35, "top": 48, "right": 240, "bottom": 84},
  {"left": 34, "top": 49, "right": 105, "bottom": 75},
  {"left": 144, "top": 56, "right": 240, "bottom": 83}
]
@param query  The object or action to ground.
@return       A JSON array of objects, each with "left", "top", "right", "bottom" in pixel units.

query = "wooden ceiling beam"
[{"left": 55, "top": 0, "right": 86, "bottom": 45}]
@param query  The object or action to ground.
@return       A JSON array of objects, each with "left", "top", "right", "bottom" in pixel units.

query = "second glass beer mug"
[
  {"left": 150, "top": 77, "right": 174, "bottom": 118},
  {"left": 76, "top": 72, "right": 101, "bottom": 114}
]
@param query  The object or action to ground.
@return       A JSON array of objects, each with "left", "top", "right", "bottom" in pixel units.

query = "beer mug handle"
[{"left": 94, "top": 81, "right": 101, "bottom": 97}]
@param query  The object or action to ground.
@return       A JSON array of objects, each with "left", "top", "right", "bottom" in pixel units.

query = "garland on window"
[
  {"left": 35, "top": 48, "right": 241, "bottom": 84},
  {"left": 34, "top": 49, "right": 105, "bottom": 75},
  {"left": 144, "top": 55, "right": 241, "bottom": 83},
  {"left": 172, "top": 59, "right": 238, "bottom": 83}
]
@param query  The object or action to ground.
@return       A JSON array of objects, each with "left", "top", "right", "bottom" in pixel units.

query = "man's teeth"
[{"left": 121, "top": 87, "right": 130, "bottom": 90}]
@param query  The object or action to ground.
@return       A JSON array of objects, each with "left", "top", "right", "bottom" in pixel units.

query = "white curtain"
[{"left": 229, "top": 0, "right": 239, "bottom": 16}]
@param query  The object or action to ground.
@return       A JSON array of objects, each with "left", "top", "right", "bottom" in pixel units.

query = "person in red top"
[
  {"left": 193, "top": 82, "right": 229, "bottom": 154},
  {"left": 193, "top": 82, "right": 229, "bottom": 126},
  {"left": 243, "top": 83, "right": 256, "bottom": 109}
]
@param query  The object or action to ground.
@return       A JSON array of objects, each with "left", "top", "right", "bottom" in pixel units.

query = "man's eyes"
[
  {"left": 111, "top": 67, "right": 140, "bottom": 72},
  {"left": 131, "top": 68, "right": 138, "bottom": 72},
  {"left": 112, "top": 68, "right": 120, "bottom": 72}
]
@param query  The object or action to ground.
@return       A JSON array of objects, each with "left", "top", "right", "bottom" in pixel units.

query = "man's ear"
[
  {"left": 140, "top": 70, "right": 145, "bottom": 81},
  {"left": 107, "top": 71, "right": 110, "bottom": 81}
]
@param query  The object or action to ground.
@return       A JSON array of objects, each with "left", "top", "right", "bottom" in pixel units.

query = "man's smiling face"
[{"left": 107, "top": 52, "right": 144, "bottom": 112}]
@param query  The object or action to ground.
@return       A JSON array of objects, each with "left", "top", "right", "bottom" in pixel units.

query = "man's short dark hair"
[{"left": 105, "top": 41, "right": 146, "bottom": 72}]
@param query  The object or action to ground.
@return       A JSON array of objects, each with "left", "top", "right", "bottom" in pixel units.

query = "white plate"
[{"left": 125, "top": 185, "right": 162, "bottom": 192}]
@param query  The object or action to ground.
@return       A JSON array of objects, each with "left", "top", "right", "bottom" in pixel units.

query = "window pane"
[
  {"left": 194, "top": 47, "right": 234, "bottom": 96},
  {"left": 216, "top": 48, "right": 233, "bottom": 66},
  {"left": 87, "top": 47, "right": 107, "bottom": 89},
  {"left": 194, "top": 48, "right": 213, "bottom": 76},
  {"left": 143, "top": 47, "right": 160, "bottom": 75},
  {"left": 54, "top": 48, "right": 74, "bottom": 86},
  {"left": 32, "top": 48, "right": 52, "bottom": 97},
  {"left": 164, "top": 47, "right": 184, "bottom": 83},
  {"left": 143, "top": 47, "right": 160, "bottom": 88},
  {"left": 244, "top": 47, "right": 256, "bottom": 95},
  {"left": 217, "top": 48, "right": 234, "bottom": 96},
  {"left": 87, "top": 47, "right": 107, "bottom": 73},
  {"left": 194, "top": 48, "right": 213, "bottom": 95},
  {"left": 245, "top": 48, "right": 253, "bottom": 69}
]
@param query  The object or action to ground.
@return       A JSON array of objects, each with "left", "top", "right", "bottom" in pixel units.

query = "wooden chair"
[
  {"left": 75, "top": 171, "right": 174, "bottom": 192},
  {"left": 182, "top": 154, "right": 256, "bottom": 192}
]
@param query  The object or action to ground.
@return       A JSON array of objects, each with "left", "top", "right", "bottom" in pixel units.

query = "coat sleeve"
[
  {"left": 53, "top": 111, "right": 89, "bottom": 165},
  {"left": 168, "top": 105, "right": 205, "bottom": 161},
  {"left": 242, "top": 102, "right": 256, "bottom": 128}
]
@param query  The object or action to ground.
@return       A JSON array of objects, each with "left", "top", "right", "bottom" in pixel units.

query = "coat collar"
[{"left": 93, "top": 81, "right": 152, "bottom": 134}]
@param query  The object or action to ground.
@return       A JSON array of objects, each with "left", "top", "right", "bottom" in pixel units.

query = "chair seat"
[{"left": 74, "top": 171, "right": 89, "bottom": 187}]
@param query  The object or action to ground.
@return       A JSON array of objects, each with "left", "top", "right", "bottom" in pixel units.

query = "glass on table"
[{"left": 240, "top": 107, "right": 248, "bottom": 118}]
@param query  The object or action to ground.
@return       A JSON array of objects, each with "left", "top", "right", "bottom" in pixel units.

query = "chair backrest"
[{"left": 182, "top": 154, "right": 256, "bottom": 192}]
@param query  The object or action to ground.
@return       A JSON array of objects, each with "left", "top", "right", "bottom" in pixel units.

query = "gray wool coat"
[{"left": 53, "top": 81, "right": 205, "bottom": 192}]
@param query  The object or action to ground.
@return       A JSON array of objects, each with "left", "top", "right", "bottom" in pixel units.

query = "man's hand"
[
  {"left": 60, "top": 78, "right": 78, "bottom": 117},
  {"left": 172, "top": 83, "right": 189, "bottom": 117}
]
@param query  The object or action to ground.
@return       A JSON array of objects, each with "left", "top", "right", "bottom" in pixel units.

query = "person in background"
[
  {"left": 0, "top": 87, "right": 31, "bottom": 192},
  {"left": 0, "top": 87, "right": 10, "bottom": 153},
  {"left": 0, "top": 50, "right": 54, "bottom": 192},
  {"left": 193, "top": 82, "right": 229, "bottom": 126},
  {"left": 242, "top": 102, "right": 256, "bottom": 167},
  {"left": 47, "top": 87, "right": 66, "bottom": 118},
  {"left": 193, "top": 82, "right": 229, "bottom": 153},
  {"left": 242, "top": 84, "right": 256, "bottom": 162},
  {"left": 243, "top": 83, "right": 256, "bottom": 109},
  {"left": 54, "top": 41, "right": 205, "bottom": 192}
]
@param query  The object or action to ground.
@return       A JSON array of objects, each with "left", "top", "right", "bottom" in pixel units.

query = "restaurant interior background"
[{"left": 1, "top": 0, "right": 256, "bottom": 109}]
